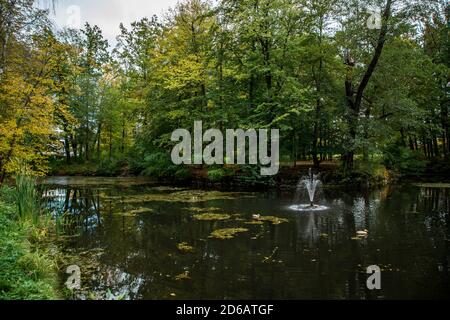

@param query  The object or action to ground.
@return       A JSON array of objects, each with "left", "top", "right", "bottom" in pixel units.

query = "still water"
[{"left": 41, "top": 177, "right": 450, "bottom": 300}]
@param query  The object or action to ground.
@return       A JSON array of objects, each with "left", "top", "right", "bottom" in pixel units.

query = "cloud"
[{"left": 47, "top": 0, "right": 179, "bottom": 47}]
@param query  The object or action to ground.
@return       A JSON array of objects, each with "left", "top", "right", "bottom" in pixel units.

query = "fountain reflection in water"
[{"left": 290, "top": 168, "right": 329, "bottom": 212}]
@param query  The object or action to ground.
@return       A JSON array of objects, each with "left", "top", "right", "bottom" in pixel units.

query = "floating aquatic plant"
[
  {"left": 174, "top": 271, "right": 191, "bottom": 281},
  {"left": 127, "top": 208, "right": 154, "bottom": 215},
  {"left": 262, "top": 247, "right": 279, "bottom": 263},
  {"left": 117, "top": 207, "right": 154, "bottom": 216},
  {"left": 117, "top": 190, "right": 255, "bottom": 204},
  {"left": 209, "top": 228, "right": 249, "bottom": 240},
  {"left": 257, "top": 216, "right": 289, "bottom": 225},
  {"left": 177, "top": 242, "right": 194, "bottom": 253},
  {"left": 186, "top": 207, "right": 222, "bottom": 213},
  {"left": 245, "top": 220, "right": 264, "bottom": 225},
  {"left": 193, "top": 213, "right": 231, "bottom": 221}
]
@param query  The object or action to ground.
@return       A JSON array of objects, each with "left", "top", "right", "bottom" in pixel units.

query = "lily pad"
[
  {"left": 128, "top": 208, "right": 154, "bottom": 215},
  {"left": 193, "top": 213, "right": 231, "bottom": 221},
  {"left": 258, "top": 216, "right": 289, "bottom": 225},
  {"left": 245, "top": 220, "right": 264, "bottom": 225},
  {"left": 186, "top": 207, "right": 222, "bottom": 213},
  {"left": 209, "top": 228, "right": 249, "bottom": 240},
  {"left": 177, "top": 242, "right": 194, "bottom": 253},
  {"left": 120, "top": 190, "right": 255, "bottom": 204},
  {"left": 174, "top": 271, "right": 191, "bottom": 281},
  {"left": 116, "top": 207, "right": 154, "bottom": 217}
]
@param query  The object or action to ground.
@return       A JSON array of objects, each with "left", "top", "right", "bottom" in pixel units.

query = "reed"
[{"left": 15, "top": 167, "right": 41, "bottom": 224}]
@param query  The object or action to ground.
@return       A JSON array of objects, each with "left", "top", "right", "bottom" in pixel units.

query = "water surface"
[{"left": 41, "top": 177, "right": 450, "bottom": 300}]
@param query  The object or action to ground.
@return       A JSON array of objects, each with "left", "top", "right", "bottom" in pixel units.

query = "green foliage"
[
  {"left": 15, "top": 169, "right": 40, "bottom": 224},
  {"left": 96, "top": 159, "right": 124, "bottom": 177},
  {"left": 235, "top": 165, "right": 276, "bottom": 187},
  {"left": 2, "top": 0, "right": 449, "bottom": 183},
  {"left": 0, "top": 201, "right": 59, "bottom": 300},
  {"left": 142, "top": 152, "right": 191, "bottom": 180},
  {"left": 207, "top": 167, "right": 234, "bottom": 182},
  {"left": 383, "top": 145, "right": 427, "bottom": 176},
  {"left": 0, "top": 186, "right": 16, "bottom": 204}
]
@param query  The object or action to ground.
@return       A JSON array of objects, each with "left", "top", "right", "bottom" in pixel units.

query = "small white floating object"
[{"left": 252, "top": 214, "right": 261, "bottom": 220}]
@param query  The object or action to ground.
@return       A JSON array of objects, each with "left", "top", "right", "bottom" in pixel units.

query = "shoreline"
[{"left": 45, "top": 159, "right": 450, "bottom": 191}]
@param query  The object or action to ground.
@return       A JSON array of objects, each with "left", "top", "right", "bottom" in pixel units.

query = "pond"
[{"left": 41, "top": 177, "right": 450, "bottom": 300}]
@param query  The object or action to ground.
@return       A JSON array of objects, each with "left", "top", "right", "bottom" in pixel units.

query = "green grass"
[
  {"left": 15, "top": 172, "right": 40, "bottom": 223},
  {"left": 0, "top": 184, "right": 60, "bottom": 300}
]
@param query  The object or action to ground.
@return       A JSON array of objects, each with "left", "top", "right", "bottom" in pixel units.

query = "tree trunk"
[
  {"left": 97, "top": 123, "right": 102, "bottom": 160},
  {"left": 342, "top": 0, "right": 392, "bottom": 170},
  {"left": 63, "top": 123, "right": 71, "bottom": 163},
  {"left": 109, "top": 126, "right": 113, "bottom": 160},
  {"left": 85, "top": 121, "right": 90, "bottom": 162},
  {"left": 71, "top": 134, "right": 78, "bottom": 160},
  {"left": 121, "top": 118, "right": 126, "bottom": 155}
]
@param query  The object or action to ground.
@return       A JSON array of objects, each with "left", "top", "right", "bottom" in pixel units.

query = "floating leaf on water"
[
  {"left": 258, "top": 216, "right": 289, "bottom": 225},
  {"left": 177, "top": 242, "right": 194, "bottom": 253},
  {"left": 245, "top": 220, "right": 264, "bottom": 225},
  {"left": 126, "top": 208, "right": 155, "bottom": 216},
  {"left": 99, "top": 194, "right": 123, "bottom": 201},
  {"left": 186, "top": 207, "right": 222, "bottom": 213},
  {"left": 262, "top": 247, "right": 279, "bottom": 263},
  {"left": 174, "top": 271, "right": 191, "bottom": 281},
  {"left": 320, "top": 233, "right": 329, "bottom": 238},
  {"left": 121, "top": 190, "right": 255, "bottom": 204},
  {"left": 209, "top": 228, "right": 249, "bottom": 240},
  {"left": 193, "top": 213, "right": 231, "bottom": 221}
]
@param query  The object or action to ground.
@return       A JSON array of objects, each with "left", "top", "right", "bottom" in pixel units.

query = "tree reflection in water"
[{"left": 40, "top": 183, "right": 449, "bottom": 300}]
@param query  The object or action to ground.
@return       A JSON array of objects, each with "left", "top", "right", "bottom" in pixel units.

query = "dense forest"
[{"left": 0, "top": 0, "right": 449, "bottom": 183}]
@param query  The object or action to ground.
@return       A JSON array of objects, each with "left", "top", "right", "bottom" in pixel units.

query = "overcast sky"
[{"left": 44, "top": 0, "right": 179, "bottom": 47}]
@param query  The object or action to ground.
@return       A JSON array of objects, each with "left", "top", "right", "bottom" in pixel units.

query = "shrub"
[
  {"left": 0, "top": 201, "right": 58, "bottom": 300},
  {"left": 142, "top": 152, "right": 190, "bottom": 180},
  {"left": 97, "top": 159, "right": 123, "bottom": 176},
  {"left": 383, "top": 145, "right": 427, "bottom": 176},
  {"left": 0, "top": 186, "right": 16, "bottom": 204},
  {"left": 207, "top": 167, "right": 234, "bottom": 182},
  {"left": 235, "top": 165, "right": 276, "bottom": 186}
]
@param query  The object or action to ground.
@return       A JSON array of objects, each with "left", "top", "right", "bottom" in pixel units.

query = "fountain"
[{"left": 289, "top": 168, "right": 329, "bottom": 212}]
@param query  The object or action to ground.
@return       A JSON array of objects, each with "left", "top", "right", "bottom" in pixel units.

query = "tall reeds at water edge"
[{"left": 15, "top": 167, "right": 41, "bottom": 225}]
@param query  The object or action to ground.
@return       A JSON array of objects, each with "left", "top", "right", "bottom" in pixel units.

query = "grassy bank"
[{"left": 0, "top": 187, "right": 60, "bottom": 300}]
